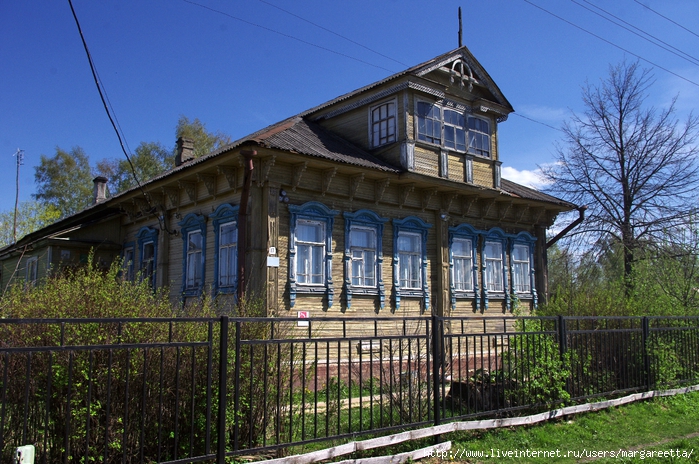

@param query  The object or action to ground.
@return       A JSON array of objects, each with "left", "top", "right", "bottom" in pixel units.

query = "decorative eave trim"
[{"left": 313, "top": 83, "right": 409, "bottom": 120}]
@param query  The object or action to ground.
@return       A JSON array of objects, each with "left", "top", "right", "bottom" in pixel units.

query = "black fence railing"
[{"left": 1, "top": 315, "right": 698, "bottom": 463}]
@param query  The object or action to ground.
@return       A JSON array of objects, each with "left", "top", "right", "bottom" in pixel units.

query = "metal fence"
[{"left": 1, "top": 315, "right": 698, "bottom": 463}]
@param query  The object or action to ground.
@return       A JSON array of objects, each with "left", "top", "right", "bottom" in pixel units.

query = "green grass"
[{"left": 430, "top": 390, "right": 699, "bottom": 463}]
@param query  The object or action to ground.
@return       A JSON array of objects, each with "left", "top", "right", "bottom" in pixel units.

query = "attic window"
[{"left": 370, "top": 100, "right": 396, "bottom": 147}]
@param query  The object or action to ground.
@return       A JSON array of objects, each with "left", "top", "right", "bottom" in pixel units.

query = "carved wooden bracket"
[
  {"left": 399, "top": 184, "right": 415, "bottom": 209},
  {"left": 349, "top": 173, "right": 364, "bottom": 201},
  {"left": 217, "top": 166, "right": 237, "bottom": 192},
  {"left": 258, "top": 156, "right": 276, "bottom": 187},
  {"left": 498, "top": 201, "right": 513, "bottom": 221},
  {"left": 162, "top": 187, "right": 180, "bottom": 209},
  {"left": 120, "top": 203, "right": 137, "bottom": 221},
  {"left": 178, "top": 180, "right": 197, "bottom": 203},
  {"left": 374, "top": 178, "right": 390, "bottom": 205},
  {"left": 197, "top": 174, "right": 216, "bottom": 198},
  {"left": 132, "top": 197, "right": 151, "bottom": 214},
  {"left": 421, "top": 188, "right": 437, "bottom": 211},
  {"left": 321, "top": 167, "right": 337, "bottom": 196},
  {"left": 516, "top": 204, "right": 530, "bottom": 223},
  {"left": 482, "top": 198, "right": 496, "bottom": 217},
  {"left": 292, "top": 162, "right": 307, "bottom": 191},
  {"left": 441, "top": 192, "right": 458, "bottom": 212},
  {"left": 532, "top": 207, "right": 546, "bottom": 224},
  {"left": 461, "top": 195, "right": 478, "bottom": 216}
]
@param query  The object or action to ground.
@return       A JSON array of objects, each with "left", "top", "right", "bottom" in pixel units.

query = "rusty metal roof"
[{"left": 500, "top": 178, "right": 575, "bottom": 208}]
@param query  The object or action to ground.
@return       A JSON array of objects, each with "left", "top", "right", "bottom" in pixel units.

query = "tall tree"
[
  {"left": 175, "top": 116, "right": 232, "bottom": 158},
  {"left": 33, "top": 147, "right": 95, "bottom": 217},
  {"left": 0, "top": 201, "right": 61, "bottom": 247},
  {"left": 542, "top": 60, "right": 699, "bottom": 287},
  {"left": 99, "top": 142, "right": 174, "bottom": 195}
]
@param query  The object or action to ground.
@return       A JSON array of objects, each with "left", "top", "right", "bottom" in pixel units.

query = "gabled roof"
[{"left": 301, "top": 46, "right": 514, "bottom": 119}]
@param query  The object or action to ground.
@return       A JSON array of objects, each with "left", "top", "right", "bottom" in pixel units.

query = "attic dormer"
[{"left": 308, "top": 47, "right": 514, "bottom": 190}]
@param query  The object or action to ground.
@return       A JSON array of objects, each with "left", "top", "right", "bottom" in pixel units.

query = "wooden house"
[{"left": 0, "top": 47, "right": 578, "bottom": 319}]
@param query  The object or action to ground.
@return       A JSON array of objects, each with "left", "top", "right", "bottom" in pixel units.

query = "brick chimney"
[
  {"left": 92, "top": 176, "right": 108, "bottom": 205},
  {"left": 175, "top": 137, "right": 195, "bottom": 166}
]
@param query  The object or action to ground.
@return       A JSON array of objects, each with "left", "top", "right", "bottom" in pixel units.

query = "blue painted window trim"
[
  {"left": 481, "top": 227, "right": 510, "bottom": 310},
  {"left": 343, "top": 209, "right": 388, "bottom": 309},
  {"left": 210, "top": 204, "right": 239, "bottom": 296},
  {"left": 448, "top": 223, "right": 480, "bottom": 311},
  {"left": 511, "top": 231, "right": 538, "bottom": 308},
  {"left": 121, "top": 241, "right": 135, "bottom": 281},
  {"left": 178, "top": 213, "right": 207, "bottom": 297},
  {"left": 289, "top": 201, "right": 339, "bottom": 308},
  {"left": 392, "top": 216, "right": 432, "bottom": 311},
  {"left": 136, "top": 226, "right": 158, "bottom": 288}
]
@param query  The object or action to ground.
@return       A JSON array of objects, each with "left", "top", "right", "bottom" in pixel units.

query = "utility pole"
[{"left": 13, "top": 148, "right": 24, "bottom": 243}]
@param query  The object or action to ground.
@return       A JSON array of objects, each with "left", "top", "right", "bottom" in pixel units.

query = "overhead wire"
[
  {"left": 182, "top": 0, "right": 398, "bottom": 74},
  {"left": 573, "top": 0, "right": 699, "bottom": 67},
  {"left": 521, "top": 0, "right": 699, "bottom": 88},
  {"left": 633, "top": 0, "right": 699, "bottom": 41},
  {"left": 67, "top": 0, "right": 172, "bottom": 233},
  {"left": 255, "top": 0, "right": 410, "bottom": 68}
]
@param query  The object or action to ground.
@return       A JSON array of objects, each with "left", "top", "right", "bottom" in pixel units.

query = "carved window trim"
[
  {"left": 448, "top": 223, "right": 480, "bottom": 311},
  {"left": 288, "top": 201, "right": 339, "bottom": 308},
  {"left": 136, "top": 226, "right": 158, "bottom": 289},
  {"left": 210, "top": 204, "right": 239, "bottom": 296},
  {"left": 343, "top": 209, "right": 388, "bottom": 309},
  {"left": 178, "top": 214, "right": 207, "bottom": 297},
  {"left": 511, "top": 231, "right": 537, "bottom": 307},
  {"left": 392, "top": 216, "right": 432, "bottom": 311}
]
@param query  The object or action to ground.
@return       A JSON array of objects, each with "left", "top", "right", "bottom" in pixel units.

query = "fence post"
[
  {"left": 642, "top": 316, "right": 651, "bottom": 391},
  {"left": 217, "top": 316, "right": 229, "bottom": 464},
  {"left": 557, "top": 316, "right": 570, "bottom": 395},
  {"left": 432, "top": 314, "right": 441, "bottom": 429}
]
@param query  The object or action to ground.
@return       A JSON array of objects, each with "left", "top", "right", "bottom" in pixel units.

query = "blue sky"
[{"left": 1, "top": 0, "right": 698, "bottom": 215}]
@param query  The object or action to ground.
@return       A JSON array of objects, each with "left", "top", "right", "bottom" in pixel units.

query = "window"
[
  {"left": 296, "top": 220, "right": 325, "bottom": 285},
  {"left": 444, "top": 109, "right": 466, "bottom": 152},
  {"left": 416, "top": 100, "right": 492, "bottom": 158},
  {"left": 512, "top": 244, "right": 531, "bottom": 293},
  {"left": 511, "top": 231, "right": 537, "bottom": 306},
  {"left": 218, "top": 223, "right": 237, "bottom": 288},
  {"left": 26, "top": 256, "right": 38, "bottom": 286},
  {"left": 370, "top": 100, "right": 396, "bottom": 147},
  {"left": 122, "top": 244, "right": 135, "bottom": 281},
  {"left": 484, "top": 241, "right": 504, "bottom": 293},
  {"left": 343, "top": 209, "right": 388, "bottom": 309},
  {"left": 452, "top": 238, "right": 474, "bottom": 291},
  {"left": 210, "top": 204, "right": 239, "bottom": 294},
  {"left": 392, "top": 216, "right": 432, "bottom": 310},
  {"left": 289, "top": 201, "right": 338, "bottom": 308},
  {"left": 449, "top": 223, "right": 480, "bottom": 310},
  {"left": 186, "top": 231, "right": 203, "bottom": 289},
  {"left": 416, "top": 102, "right": 441, "bottom": 145},
  {"left": 136, "top": 227, "right": 158, "bottom": 288},
  {"left": 178, "top": 214, "right": 206, "bottom": 297},
  {"left": 468, "top": 116, "right": 490, "bottom": 157},
  {"left": 398, "top": 232, "right": 422, "bottom": 289}
]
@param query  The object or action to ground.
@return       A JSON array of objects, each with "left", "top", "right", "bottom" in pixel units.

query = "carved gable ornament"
[{"left": 446, "top": 58, "right": 478, "bottom": 92}]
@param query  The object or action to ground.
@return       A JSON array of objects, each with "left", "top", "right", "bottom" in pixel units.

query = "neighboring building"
[{"left": 0, "top": 47, "right": 577, "bottom": 318}]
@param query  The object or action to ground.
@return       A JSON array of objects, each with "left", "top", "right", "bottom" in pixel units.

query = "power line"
[
  {"left": 574, "top": 0, "right": 699, "bottom": 67},
  {"left": 633, "top": 0, "right": 699, "bottom": 40},
  {"left": 521, "top": 0, "right": 699, "bottom": 88},
  {"left": 255, "top": 0, "right": 410, "bottom": 68},
  {"left": 183, "top": 0, "right": 397, "bottom": 74},
  {"left": 512, "top": 113, "right": 564, "bottom": 132},
  {"left": 67, "top": 0, "right": 173, "bottom": 232}
]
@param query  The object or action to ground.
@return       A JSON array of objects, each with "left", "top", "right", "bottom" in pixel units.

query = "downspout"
[
  {"left": 237, "top": 149, "right": 257, "bottom": 304},
  {"left": 546, "top": 206, "right": 586, "bottom": 249}
]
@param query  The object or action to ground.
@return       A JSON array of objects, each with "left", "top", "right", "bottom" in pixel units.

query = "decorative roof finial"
[{"left": 458, "top": 7, "right": 463, "bottom": 47}]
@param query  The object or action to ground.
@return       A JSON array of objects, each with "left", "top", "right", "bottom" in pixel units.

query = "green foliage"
[
  {"left": 33, "top": 146, "right": 95, "bottom": 217},
  {"left": 176, "top": 116, "right": 232, "bottom": 159},
  {"left": 502, "top": 318, "right": 572, "bottom": 408},
  {"left": 98, "top": 141, "right": 175, "bottom": 195},
  {"left": 0, "top": 201, "right": 61, "bottom": 247}
]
